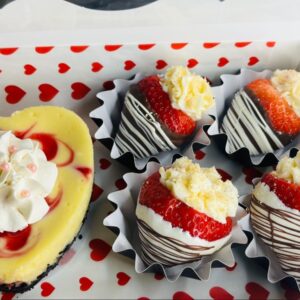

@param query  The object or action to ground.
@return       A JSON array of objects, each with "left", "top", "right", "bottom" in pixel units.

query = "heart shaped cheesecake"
[
  {"left": 221, "top": 70, "right": 300, "bottom": 155},
  {"left": 136, "top": 157, "right": 238, "bottom": 266},
  {"left": 251, "top": 151, "right": 300, "bottom": 286},
  {"left": 115, "top": 66, "right": 214, "bottom": 159},
  {"left": 0, "top": 106, "right": 94, "bottom": 293}
]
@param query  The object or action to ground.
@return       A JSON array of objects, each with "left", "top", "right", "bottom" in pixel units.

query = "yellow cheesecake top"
[{"left": 0, "top": 106, "right": 93, "bottom": 284}]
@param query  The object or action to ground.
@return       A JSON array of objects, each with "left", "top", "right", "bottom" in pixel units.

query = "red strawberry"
[
  {"left": 261, "top": 173, "right": 300, "bottom": 211},
  {"left": 138, "top": 76, "right": 196, "bottom": 135},
  {"left": 139, "top": 172, "right": 232, "bottom": 241},
  {"left": 247, "top": 79, "right": 300, "bottom": 135}
]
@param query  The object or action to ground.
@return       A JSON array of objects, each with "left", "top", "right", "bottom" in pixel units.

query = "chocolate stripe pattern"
[
  {"left": 137, "top": 219, "right": 212, "bottom": 266},
  {"left": 221, "top": 90, "right": 284, "bottom": 155},
  {"left": 250, "top": 196, "right": 300, "bottom": 286},
  {"left": 115, "top": 91, "right": 176, "bottom": 158}
]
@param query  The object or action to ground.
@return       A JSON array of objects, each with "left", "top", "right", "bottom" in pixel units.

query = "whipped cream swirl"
[
  {"left": 271, "top": 69, "right": 300, "bottom": 117},
  {"left": 160, "top": 66, "right": 215, "bottom": 120},
  {"left": 0, "top": 131, "right": 58, "bottom": 233}
]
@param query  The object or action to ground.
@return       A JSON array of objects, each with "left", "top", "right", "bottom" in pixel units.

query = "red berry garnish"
[
  {"left": 247, "top": 79, "right": 300, "bottom": 135},
  {"left": 138, "top": 75, "right": 196, "bottom": 135},
  {"left": 139, "top": 172, "right": 232, "bottom": 241},
  {"left": 261, "top": 173, "right": 300, "bottom": 211}
]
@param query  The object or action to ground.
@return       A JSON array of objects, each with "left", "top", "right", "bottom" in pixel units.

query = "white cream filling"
[
  {"left": 136, "top": 202, "right": 230, "bottom": 254},
  {"left": 253, "top": 182, "right": 300, "bottom": 215}
]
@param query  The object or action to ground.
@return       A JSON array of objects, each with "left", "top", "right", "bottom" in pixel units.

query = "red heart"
[
  {"left": 35, "top": 46, "right": 54, "bottom": 54},
  {"left": 187, "top": 58, "right": 198, "bottom": 68},
  {"left": 116, "top": 272, "right": 131, "bottom": 286},
  {"left": 194, "top": 149, "right": 206, "bottom": 160},
  {"left": 138, "top": 297, "right": 150, "bottom": 300},
  {"left": 154, "top": 272, "right": 164, "bottom": 280},
  {"left": 209, "top": 287, "right": 234, "bottom": 300},
  {"left": 171, "top": 43, "right": 188, "bottom": 49},
  {"left": 58, "top": 63, "right": 70, "bottom": 74},
  {"left": 173, "top": 291, "right": 194, "bottom": 300},
  {"left": 203, "top": 42, "right": 220, "bottom": 49},
  {"left": 225, "top": 262, "right": 237, "bottom": 271},
  {"left": 242, "top": 167, "right": 262, "bottom": 184},
  {"left": 246, "top": 282, "right": 269, "bottom": 300},
  {"left": 216, "top": 169, "right": 232, "bottom": 181},
  {"left": 79, "top": 277, "right": 94, "bottom": 291},
  {"left": 71, "top": 82, "right": 91, "bottom": 100},
  {"left": 39, "top": 84, "right": 59, "bottom": 102},
  {"left": 235, "top": 41, "right": 252, "bottom": 48},
  {"left": 104, "top": 44, "right": 122, "bottom": 51},
  {"left": 0, "top": 48, "right": 18, "bottom": 55},
  {"left": 138, "top": 44, "right": 155, "bottom": 50},
  {"left": 99, "top": 158, "right": 111, "bottom": 169},
  {"left": 248, "top": 56, "right": 259, "bottom": 66},
  {"left": 1, "top": 293, "right": 15, "bottom": 300},
  {"left": 59, "top": 248, "right": 76, "bottom": 265},
  {"left": 281, "top": 280, "right": 300, "bottom": 300},
  {"left": 102, "top": 80, "right": 115, "bottom": 90},
  {"left": 24, "top": 64, "right": 36, "bottom": 75},
  {"left": 91, "top": 183, "right": 103, "bottom": 202},
  {"left": 124, "top": 60, "right": 136, "bottom": 71},
  {"left": 5, "top": 85, "right": 26, "bottom": 104},
  {"left": 70, "top": 45, "right": 89, "bottom": 53},
  {"left": 41, "top": 282, "right": 55, "bottom": 297},
  {"left": 115, "top": 178, "right": 127, "bottom": 190},
  {"left": 89, "top": 239, "right": 111, "bottom": 261},
  {"left": 266, "top": 41, "right": 276, "bottom": 48},
  {"left": 218, "top": 57, "right": 229, "bottom": 67},
  {"left": 156, "top": 59, "right": 168, "bottom": 70},
  {"left": 91, "top": 62, "right": 103, "bottom": 72}
]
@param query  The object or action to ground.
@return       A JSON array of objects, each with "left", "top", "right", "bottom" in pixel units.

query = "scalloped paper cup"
[
  {"left": 90, "top": 74, "right": 214, "bottom": 170},
  {"left": 104, "top": 160, "right": 248, "bottom": 282},
  {"left": 207, "top": 68, "right": 300, "bottom": 167},
  {"left": 239, "top": 193, "right": 300, "bottom": 291}
]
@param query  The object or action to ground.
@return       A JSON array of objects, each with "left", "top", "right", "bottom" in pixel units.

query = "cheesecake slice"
[{"left": 0, "top": 106, "right": 94, "bottom": 293}]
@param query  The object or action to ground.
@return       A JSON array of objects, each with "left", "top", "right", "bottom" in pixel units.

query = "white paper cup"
[
  {"left": 239, "top": 191, "right": 300, "bottom": 291},
  {"left": 207, "top": 68, "right": 300, "bottom": 167},
  {"left": 90, "top": 74, "right": 214, "bottom": 170},
  {"left": 104, "top": 160, "right": 248, "bottom": 282}
]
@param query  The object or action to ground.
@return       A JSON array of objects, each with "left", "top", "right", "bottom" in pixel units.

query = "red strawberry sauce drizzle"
[
  {"left": 138, "top": 75, "right": 196, "bottom": 135},
  {"left": 75, "top": 166, "right": 93, "bottom": 179},
  {"left": 45, "top": 187, "right": 63, "bottom": 213},
  {"left": 0, "top": 226, "right": 31, "bottom": 251},
  {"left": 247, "top": 79, "right": 300, "bottom": 135},
  {"left": 261, "top": 173, "right": 300, "bottom": 211},
  {"left": 139, "top": 172, "right": 232, "bottom": 241},
  {"left": 29, "top": 133, "right": 58, "bottom": 161}
]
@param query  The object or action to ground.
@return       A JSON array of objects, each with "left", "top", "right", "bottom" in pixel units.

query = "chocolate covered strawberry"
[
  {"left": 251, "top": 151, "right": 300, "bottom": 286},
  {"left": 221, "top": 70, "right": 300, "bottom": 155},
  {"left": 136, "top": 157, "right": 238, "bottom": 266},
  {"left": 115, "top": 66, "right": 214, "bottom": 159}
]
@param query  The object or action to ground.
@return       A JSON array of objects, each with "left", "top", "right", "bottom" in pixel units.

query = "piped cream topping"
[
  {"left": 0, "top": 131, "right": 58, "bottom": 233},
  {"left": 160, "top": 66, "right": 215, "bottom": 120},
  {"left": 271, "top": 69, "right": 300, "bottom": 117},
  {"left": 159, "top": 157, "right": 238, "bottom": 223},
  {"left": 273, "top": 151, "right": 300, "bottom": 185}
]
